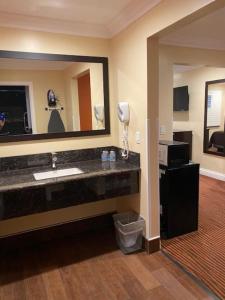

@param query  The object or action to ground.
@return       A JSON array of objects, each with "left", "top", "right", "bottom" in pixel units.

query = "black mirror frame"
[
  {"left": 203, "top": 78, "right": 225, "bottom": 157},
  {"left": 0, "top": 50, "right": 110, "bottom": 143}
]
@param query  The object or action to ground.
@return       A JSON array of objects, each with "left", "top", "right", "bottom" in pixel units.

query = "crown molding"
[
  {"left": 0, "top": 11, "right": 110, "bottom": 38},
  {"left": 0, "top": 0, "right": 161, "bottom": 38},
  {"left": 107, "top": 0, "right": 161, "bottom": 36}
]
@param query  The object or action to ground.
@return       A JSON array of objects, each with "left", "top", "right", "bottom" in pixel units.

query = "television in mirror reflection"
[{"left": 0, "top": 58, "right": 105, "bottom": 136}]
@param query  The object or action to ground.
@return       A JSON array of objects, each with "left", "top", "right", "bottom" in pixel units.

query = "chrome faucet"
[{"left": 51, "top": 152, "right": 57, "bottom": 169}]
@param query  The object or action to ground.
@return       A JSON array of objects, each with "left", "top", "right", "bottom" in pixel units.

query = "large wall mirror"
[
  {"left": 204, "top": 79, "right": 225, "bottom": 156},
  {"left": 0, "top": 51, "right": 110, "bottom": 142}
]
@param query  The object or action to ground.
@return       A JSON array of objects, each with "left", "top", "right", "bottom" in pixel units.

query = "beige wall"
[
  {"left": 173, "top": 67, "right": 225, "bottom": 174},
  {"left": 0, "top": 27, "right": 116, "bottom": 158},
  {"left": 159, "top": 45, "right": 225, "bottom": 176},
  {"left": 0, "top": 0, "right": 217, "bottom": 238},
  {"left": 0, "top": 68, "right": 67, "bottom": 133},
  {"left": 159, "top": 50, "right": 173, "bottom": 140},
  {"left": 111, "top": 0, "right": 215, "bottom": 239}
]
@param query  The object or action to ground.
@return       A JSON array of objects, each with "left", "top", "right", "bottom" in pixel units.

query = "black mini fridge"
[{"left": 160, "top": 162, "right": 199, "bottom": 239}]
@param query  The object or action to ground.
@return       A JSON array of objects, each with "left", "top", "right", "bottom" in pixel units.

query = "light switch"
[
  {"left": 160, "top": 125, "right": 166, "bottom": 135},
  {"left": 135, "top": 131, "right": 141, "bottom": 144}
]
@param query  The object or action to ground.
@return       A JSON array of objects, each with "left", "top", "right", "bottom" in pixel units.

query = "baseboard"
[
  {"left": 0, "top": 211, "right": 116, "bottom": 255},
  {"left": 144, "top": 236, "right": 161, "bottom": 254},
  {"left": 200, "top": 168, "right": 225, "bottom": 181}
]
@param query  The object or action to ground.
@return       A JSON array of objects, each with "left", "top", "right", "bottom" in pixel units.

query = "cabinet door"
[
  {"left": 160, "top": 164, "right": 199, "bottom": 238},
  {"left": 0, "top": 188, "right": 46, "bottom": 220},
  {"left": 160, "top": 170, "right": 169, "bottom": 236},
  {"left": 167, "top": 165, "right": 199, "bottom": 237}
]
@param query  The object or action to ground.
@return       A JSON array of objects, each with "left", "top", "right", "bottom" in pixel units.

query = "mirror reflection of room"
[
  {"left": 0, "top": 58, "right": 105, "bottom": 136},
  {"left": 172, "top": 65, "right": 194, "bottom": 160},
  {"left": 172, "top": 64, "right": 225, "bottom": 159},
  {"left": 206, "top": 81, "right": 225, "bottom": 154}
]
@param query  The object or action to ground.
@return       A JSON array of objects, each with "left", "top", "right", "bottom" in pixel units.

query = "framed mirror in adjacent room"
[{"left": 204, "top": 79, "right": 225, "bottom": 157}]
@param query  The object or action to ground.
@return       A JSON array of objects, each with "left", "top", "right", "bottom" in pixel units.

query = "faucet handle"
[
  {"left": 51, "top": 152, "right": 57, "bottom": 169},
  {"left": 51, "top": 152, "right": 57, "bottom": 161}
]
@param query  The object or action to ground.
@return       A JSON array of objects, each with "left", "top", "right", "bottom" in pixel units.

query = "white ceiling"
[
  {"left": 0, "top": 0, "right": 161, "bottom": 38},
  {"left": 160, "top": 5, "right": 225, "bottom": 50},
  {"left": 173, "top": 64, "right": 204, "bottom": 74}
]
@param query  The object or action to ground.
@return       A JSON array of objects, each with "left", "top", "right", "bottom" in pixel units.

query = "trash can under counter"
[{"left": 113, "top": 211, "right": 145, "bottom": 254}]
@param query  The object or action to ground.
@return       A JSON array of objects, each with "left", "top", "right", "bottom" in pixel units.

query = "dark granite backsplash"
[
  {"left": 0, "top": 153, "right": 51, "bottom": 172},
  {"left": 0, "top": 146, "right": 140, "bottom": 172}
]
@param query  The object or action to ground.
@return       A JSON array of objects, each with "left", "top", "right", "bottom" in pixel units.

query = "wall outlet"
[{"left": 135, "top": 131, "right": 141, "bottom": 144}]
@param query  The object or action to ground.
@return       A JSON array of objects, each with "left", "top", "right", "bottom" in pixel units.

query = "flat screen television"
[{"left": 173, "top": 86, "right": 189, "bottom": 111}]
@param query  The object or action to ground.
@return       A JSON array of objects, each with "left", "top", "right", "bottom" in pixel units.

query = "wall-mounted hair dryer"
[
  {"left": 94, "top": 104, "right": 104, "bottom": 129},
  {"left": 94, "top": 104, "right": 104, "bottom": 122},
  {"left": 118, "top": 102, "right": 130, "bottom": 159},
  {"left": 118, "top": 102, "right": 130, "bottom": 124}
]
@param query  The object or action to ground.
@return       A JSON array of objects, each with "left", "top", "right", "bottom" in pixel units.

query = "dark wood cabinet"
[
  {"left": 173, "top": 130, "right": 192, "bottom": 160},
  {"left": 160, "top": 163, "right": 199, "bottom": 238}
]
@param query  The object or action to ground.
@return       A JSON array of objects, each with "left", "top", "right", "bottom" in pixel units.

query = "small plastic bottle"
[
  {"left": 109, "top": 150, "right": 116, "bottom": 162},
  {"left": 101, "top": 150, "right": 109, "bottom": 162}
]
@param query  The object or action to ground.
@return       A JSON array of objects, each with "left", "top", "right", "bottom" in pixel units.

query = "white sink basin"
[{"left": 33, "top": 167, "right": 83, "bottom": 180}]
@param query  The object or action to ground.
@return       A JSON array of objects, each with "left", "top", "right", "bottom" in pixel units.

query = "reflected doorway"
[
  {"left": 77, "top": 70, "right": 93, "bottom": 131},
  {"left": 0, "top": 85, "right": 33, "bottom": 136}
]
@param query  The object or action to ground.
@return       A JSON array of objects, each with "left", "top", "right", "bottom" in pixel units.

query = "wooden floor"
[
  {"left": 162, "top": 175, "right": 225, "bottom": 299},
  {"left": 0, "top": 228, "right": 214, "bottom": 300}
]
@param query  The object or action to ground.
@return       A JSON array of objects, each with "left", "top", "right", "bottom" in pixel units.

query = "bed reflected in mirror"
[{"left": 204, "top": 79, "right": 225, "bottom": 156}]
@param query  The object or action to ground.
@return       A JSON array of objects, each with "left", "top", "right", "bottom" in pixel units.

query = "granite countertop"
[{"left": 0, "top": 159, "right": 140, "bottom": 193}]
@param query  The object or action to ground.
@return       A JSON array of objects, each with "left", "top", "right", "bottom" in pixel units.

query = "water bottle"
[
  {"left": 101, "top": 150, "right": 109, "bottom": 162},
  {"left": 109, "top": 150, "right": 116, "bottom": 162}
]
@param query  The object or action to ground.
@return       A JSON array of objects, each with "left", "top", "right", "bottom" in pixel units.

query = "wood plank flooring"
[
  {"left": 0, "top": 228, "right": 214, "bottom": 300},
  {"left": 162, "top": 175, "right": 225, "bottom": 300}
]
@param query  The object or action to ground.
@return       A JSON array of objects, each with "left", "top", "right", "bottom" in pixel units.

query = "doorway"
[
  {"left": 77, "top": 70, "right": 93, "bottom": 131},
  {"left": 154, "top": 3, "right": 225, "bottom": 299},
  {"left": 0, "top": 85, "right": 33, "bottom": 135}
]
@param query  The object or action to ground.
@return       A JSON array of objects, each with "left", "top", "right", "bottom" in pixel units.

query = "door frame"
[{"left": 0, "top": 81, "right": 37, "bottom": 134}]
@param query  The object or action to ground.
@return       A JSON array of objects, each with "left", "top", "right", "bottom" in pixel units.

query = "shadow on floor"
[{"left": 0, "top": 228, "right": 118, "bottom": 285}]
